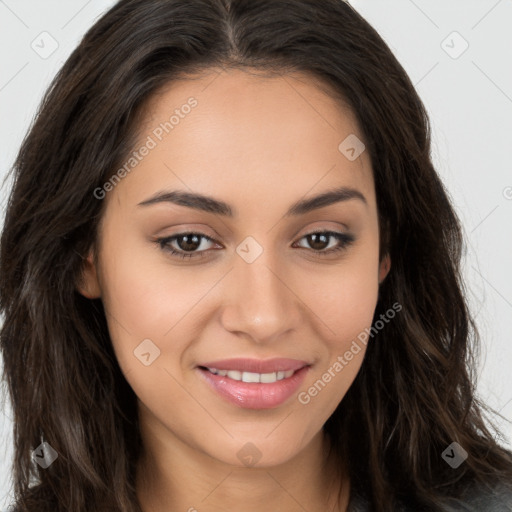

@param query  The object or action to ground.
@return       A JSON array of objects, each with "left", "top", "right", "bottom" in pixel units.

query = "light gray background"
[{"left": 1, "top": 0, "right": 511, "bottom": 507}]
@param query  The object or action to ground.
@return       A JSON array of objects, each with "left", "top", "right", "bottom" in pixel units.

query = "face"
[{"left": 79, "top": 68, "right": 390, "bottom": 468}]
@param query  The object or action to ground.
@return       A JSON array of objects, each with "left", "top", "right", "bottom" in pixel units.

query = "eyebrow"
[{"left": 137, "top": 185, "right": 367, "bottom": 217}]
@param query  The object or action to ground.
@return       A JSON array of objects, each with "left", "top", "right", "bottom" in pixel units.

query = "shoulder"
[
  {"left": 452, "top": 481, "right": 512, "bottom": 511},
  {"left": 347, "top": 482, "right": 512, "bottom": 511}
]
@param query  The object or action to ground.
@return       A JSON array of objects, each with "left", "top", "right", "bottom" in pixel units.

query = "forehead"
[
  {"left": 109, "top": 68, "right": 375, "bottom": 213},
  {"left": 141, "top": 67, "right": 363, "bottom": 150}
]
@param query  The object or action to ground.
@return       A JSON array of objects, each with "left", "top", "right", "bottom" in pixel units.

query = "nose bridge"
[{"left": 220, "top": 243, "right": 300, "bottom": 342}]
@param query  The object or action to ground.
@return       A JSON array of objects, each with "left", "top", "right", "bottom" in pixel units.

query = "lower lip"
[{"left": 196, "top": 366, "right": 310, "bottom": 409}]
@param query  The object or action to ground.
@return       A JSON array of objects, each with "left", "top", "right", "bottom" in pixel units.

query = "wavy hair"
[{"left": 1, "top": 0, "right": 511, "bottom": 510}]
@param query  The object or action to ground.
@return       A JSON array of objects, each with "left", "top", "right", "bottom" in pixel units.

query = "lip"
[
  {"left": 198, "top": 357, "right": 309, "bottom": 373},
  {"left": 196, "top": 364, "right": 311, "bottom": 410}
]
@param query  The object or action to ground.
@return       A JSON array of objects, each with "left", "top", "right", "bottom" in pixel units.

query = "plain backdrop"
[{"left": 1, "top": 0, "right": 511, "bottom": 508}]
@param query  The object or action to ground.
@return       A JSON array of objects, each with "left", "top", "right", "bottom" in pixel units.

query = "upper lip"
[{"left": 198, "top": 358, "right": 310, "bottom": 374}]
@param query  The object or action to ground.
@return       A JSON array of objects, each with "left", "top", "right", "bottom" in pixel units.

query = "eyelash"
[{"left": 155, "top": 230, "right": 355, "bottom": 260}]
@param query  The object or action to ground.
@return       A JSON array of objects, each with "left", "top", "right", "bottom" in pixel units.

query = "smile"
[
  {"left": 203, "top": 367, "right": 296, "bottom": 383},
  {"left": 196, "top": 365, "right": 311, "bottom": 409}
]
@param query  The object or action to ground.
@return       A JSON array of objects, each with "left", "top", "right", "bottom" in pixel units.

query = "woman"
[{"left": 1, "top": 0, "right": 511, "bottom": 511}]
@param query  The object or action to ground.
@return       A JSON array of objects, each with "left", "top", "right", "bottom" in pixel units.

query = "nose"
[{"left": 219, "top": 250, "right": 303, "bottom": 344}]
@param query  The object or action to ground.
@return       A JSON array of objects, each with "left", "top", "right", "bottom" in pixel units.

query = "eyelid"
[{"left": 294, "top": 221, "right": 350, "bottom": 238}]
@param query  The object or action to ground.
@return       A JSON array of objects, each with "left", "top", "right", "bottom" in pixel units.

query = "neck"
[{"left": 135, "top": 410, "right": 349, "bottom": 512}]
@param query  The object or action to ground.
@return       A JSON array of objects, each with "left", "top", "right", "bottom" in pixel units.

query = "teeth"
[{"left": 206, "top": 367, "right": 295, "bottom": 383}]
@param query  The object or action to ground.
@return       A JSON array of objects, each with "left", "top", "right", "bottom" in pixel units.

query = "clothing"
[{"left": 347, "top": 482, "right": 512, "bottom": 511}]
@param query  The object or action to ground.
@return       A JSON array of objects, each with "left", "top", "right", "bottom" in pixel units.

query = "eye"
[
  {"left": 155, "top": 232, "right": 218, "bottom": 260},
  {"left": 155, "top": 229, "right": 355, "bottom": 260},
  {"left": 293, "top": 230, "right": 355, "bottom": 257}
]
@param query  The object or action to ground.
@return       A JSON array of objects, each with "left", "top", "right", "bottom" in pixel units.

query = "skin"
[{"left": 78, "top": 68, "right": 390, "bottom": 512}]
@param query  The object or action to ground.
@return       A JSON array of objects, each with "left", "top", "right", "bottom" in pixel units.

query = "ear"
[
  {"left": 76, "top": 249, "right": 102, "bottom": 299},
  {"left": 378, "top": 254, "right": 391, "bottom": 284}
]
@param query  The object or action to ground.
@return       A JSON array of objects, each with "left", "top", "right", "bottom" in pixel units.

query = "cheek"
[
  {"left": 294, "top": 247, "right": 380, "bottom": 402},
  {"left": 298, "top": 251, "right": 380, "bottom": 348},
  {"left": 98, "top": 252, "right": 211, "bottom": 423},
  {"left": 100, "top": 265, "right": 201, "bottom": 370},
  {"left": 96, "top": 227, "right": 193, "bottom": 369},
  {"left": 306, "top": 268, "right": 377, "bottom": 385}
]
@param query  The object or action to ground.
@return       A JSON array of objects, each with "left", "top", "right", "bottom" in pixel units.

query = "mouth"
[{"left": 195, "top": 359, "right": 311, "bottom": 409}]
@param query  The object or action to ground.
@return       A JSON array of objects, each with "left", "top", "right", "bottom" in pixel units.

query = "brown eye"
[
  {"left": 304, "top": 233, "right": 331, "bottom": 250},
  {"left": 156, "top": 232, "right": 217, "bottom": 259},
  {"left": 294, "top": 231, "right": 355, "bottom": 256},
  {"left": 155, "top": 230, "right": 355, "bottom": 261},
  {"left": 174, "top": 234, "right": 202, "bottom": 251}
]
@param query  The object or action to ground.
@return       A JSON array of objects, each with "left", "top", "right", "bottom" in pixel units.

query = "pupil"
[
  {"left": 179, "top": 234, "right": 200, "bottom": 251},
  {"left": 308, "top": 233, "right": 328, "bottom": 250}
]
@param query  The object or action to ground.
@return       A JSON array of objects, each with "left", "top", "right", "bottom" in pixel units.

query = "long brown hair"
[{"left": 1, "top": 1, "right": 511, "bottom": 510}]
